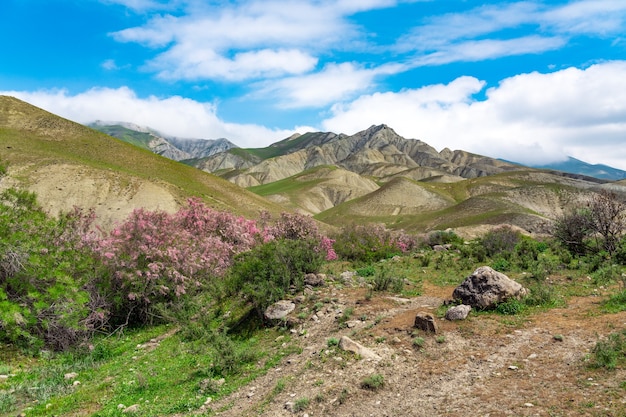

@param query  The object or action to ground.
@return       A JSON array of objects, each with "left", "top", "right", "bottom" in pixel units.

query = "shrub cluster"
[
  {"left": 332, "top": 224, "right": 416, "bottom": 264},
  {"left": 0, "top": 189, "right": 100, "bottom": 351},
  {"left": 0, "top": 192, "right": 335, "bottom": 351}
]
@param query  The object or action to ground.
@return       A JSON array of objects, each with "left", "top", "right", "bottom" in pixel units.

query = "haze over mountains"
[{"left": 3, "top": 95, "right": 626, "bottom": 238}]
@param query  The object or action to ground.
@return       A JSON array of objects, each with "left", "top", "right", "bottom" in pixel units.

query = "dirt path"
[{"left": 204, "top": 284, "right": 626, "bottom": 417}]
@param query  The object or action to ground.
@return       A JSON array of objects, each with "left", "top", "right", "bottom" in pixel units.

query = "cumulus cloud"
[
  {"left": 322, "top": 61, "right": 626, "bottom": 170},
  {"left": 255, "top": 62, "right": 404, "bottom": 108},
  {"left": 0, "top": 87, "right": 295, "bottom": 147},
  {"left": 111, "top": 0, "right": 375, "bottom": 81},
  {"left": 398, "top": 1, "right": 626, "bottom": 66}
]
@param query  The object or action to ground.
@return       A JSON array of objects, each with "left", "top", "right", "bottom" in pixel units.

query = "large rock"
[
  {"left": 338, "top": 336, "right": 381, "bottom": 361},
  {"left": 264, "top": 300, "right": 295, "bottom": 322},
  {"left": 452, "top": 266, "right": 528, "bottom": 309}
]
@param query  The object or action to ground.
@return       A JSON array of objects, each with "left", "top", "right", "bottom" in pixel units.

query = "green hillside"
[{"left": 0, "top": 96, "right": 282, "bottom": 221}]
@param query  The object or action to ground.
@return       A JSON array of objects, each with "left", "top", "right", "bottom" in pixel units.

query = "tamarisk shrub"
[
  {"left": 92, "top": 200, "right": 336, "bottom": 326},
  {"left": 93, "top": 199, "right": 264, "bottom": 325}
]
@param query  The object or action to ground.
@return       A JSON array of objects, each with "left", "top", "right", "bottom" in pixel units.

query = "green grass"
[
  {"left": 603, "top": 289, "right": 626, "bottom": 313},
  {"left": 0, "top": 99, "right": 282, "bottom": 221},
  {"left": 590, "top": 329, "right": 626, "bottom": 370},
  {"left": 360, "top": 373, "right": 384, "bottom": 390},
  {"left": 0, "top": 325, "right": 298, "bottom": 416}
]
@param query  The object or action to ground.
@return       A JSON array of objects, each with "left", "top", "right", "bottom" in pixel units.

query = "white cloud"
[
  {"left": 256, "top": 62, "right": 405, "bottom": 108},
  {"left": 101, "top": 0, "right": 181, "bottom": 12},
  {"left": 413, "top": 36, "right": 566, "bottom": 66},
  {"left": 0, "top": 87, "right": 294, "bottom": 147},
  {"left": 398, "top": 1, "right": 626, "bottom": 66},
  {"left": 111, "top": 1, "right": 371, "bottom": 81},
  {"left": 101, "top": 59, "right": 119, "bottom": 70},
  {"left": 149, "top": 47, "right": 318, "bottom": 81},
  {"left": 322, "top": 61, "right": 626, "bottom": 170}
]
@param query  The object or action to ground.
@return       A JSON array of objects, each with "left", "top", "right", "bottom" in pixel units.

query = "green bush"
[
  {"left": 495, "top": 298, "right": 526, "bottom": 315},
  {"left": 603, "top": 289, "right": 626, "bottom": 313},
  {"left": 333, "top": 224, "right": 415, "bottom": 264},
  {"left": 480, "top": 226, "right": 521, "bottom": 258},
  {"left": 360, "top": 373, "right": 385, "bottom": 390},
  {"left": 459, "top": 242, "right": 487, "bottom": 263},
  {"left": 591, "top": 263, "right": 623, "bottom": 286},
  {"left": 227, "top": 238, "right": 325, "bottom": 318},
  {"left": 371, "top": 266, "right": 403, "bottom": 292},
  {"left": 523, "top": 282, "right": 563, "bottom": 308},
  {"left": 425, "top": 230, "right": 462, "bottom": 247},
  {"left": 356, "top": 265, "right": 376, "bottom": 277},
  {"left": 491, "top": 257, "right": 510, "bottom": 272},
  {"left": 590, "top": 330, "right": 626, "bottom": 370},
  {"left": 0, "top": 189, "right": 102, "bottom": 351}
]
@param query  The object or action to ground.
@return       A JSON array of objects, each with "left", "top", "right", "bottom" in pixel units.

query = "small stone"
[
  {"left": 414, "top": 312, "right": 437, "bottom": 333},
  {"left": 64, "top": 372, "right": 79, "bottom": 380},
  {"left": 204, "top": 397, "right": 212, "bottom": 405},
  {"left": 524, "top": 403, "right": 534, "bottom": 407},
  {"left": 508, "top": 365, "right": 519, "bottom": 370},
  {"left": 122, "top": 404, "right": 140, "bottom": 413},
  {"left": 265, "top": 300, "right": 295, "bottom": 321},
  {"left": 304, "top": 273, "right": 325, "bottom": 287},
  {"left": 528, "top": 353, "right": 538, "bottom": 359},
  {"left": 73, "top": 380, "right": 81, "bottom": 386},
  {"left": 0, "top": 375, "right": 8, "bottom": 380},
  {"left": 117, "top": 404, "right": 126, "bottom": 409},
  {"left": 445, "top": 304, "right": 471, "bottom": 321}
]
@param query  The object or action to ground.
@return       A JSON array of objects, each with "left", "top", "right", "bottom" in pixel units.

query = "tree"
[
  {"left": 588, "top": 190, "right": 626, "bottom": 255},
  {"left": 553, "top": 191, "right": 626, "bottom": 256}
]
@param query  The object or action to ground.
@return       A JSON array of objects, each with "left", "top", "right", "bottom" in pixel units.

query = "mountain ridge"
[{"left": 0, "top": 96, "right": 282, "bottom": 228}]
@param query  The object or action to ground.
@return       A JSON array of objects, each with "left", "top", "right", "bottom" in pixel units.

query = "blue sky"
[{"left": 2, "top": 0, "right": 626, "bottom": 169}]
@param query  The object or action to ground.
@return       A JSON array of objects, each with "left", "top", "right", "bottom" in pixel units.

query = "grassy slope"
[
  {"left": 315, "top": 170, "right": 575, "bottom": 232},
  {"left": 90, "top": 125, "right": 155, "bottom": 151},
  {"left": 0, "top": 96, "right": 282, "bottom": 219}
]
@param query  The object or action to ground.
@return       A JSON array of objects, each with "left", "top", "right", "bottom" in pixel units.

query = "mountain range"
[
  {"left": 90, "top": 122, "right": 626, "bottom": 181},
  {"left": 3, "top": 95, "right": 626, "bottom": 237}
]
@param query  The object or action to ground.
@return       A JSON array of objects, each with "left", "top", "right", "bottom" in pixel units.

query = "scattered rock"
[
  {"left": 340, "top": 271, "right": 356, "bottom": 283},
  {"left": 284, "top": 401, "right": 296, "bottom": 412},
  {"left": 122, "top": 404, "right": 140, "bottom": 413},
  {"left": 264, "top": 300, "right": 295, "bottom": 322},
  {"left": 293, "top": 295, "right": 306, "bottom": 304},
  {"left": 64, "top": 372, "right": 78, "bottom": 380},
  {"left": 445, "top": 304, "right": 471, "bottom": 321},
  {"left": 452, "top": 266, "right": 529, "bottom": 309},
  {"left": 414, "top": 312, "right": 437, "bottom": 333},
  {"left": 304, "top": 273, "right": 325, "bottom": 287},
  {"left": 338, "top": 336, "right": 381, "bottom": 361}
]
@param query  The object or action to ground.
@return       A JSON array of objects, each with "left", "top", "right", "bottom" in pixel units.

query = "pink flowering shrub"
[
  {"left": 91, "top": 200, "right": 337, "bottom": 325},
  {"left": 264, "top": 212, "right": 337, "bottom": 260},
  {"left": 92, "top": 199, "right": 265, "bottom": 324}
]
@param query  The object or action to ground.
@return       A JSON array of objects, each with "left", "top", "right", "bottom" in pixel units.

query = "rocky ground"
[{"left": 201, "top": 276, "right": 626, "bottom": 417}]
